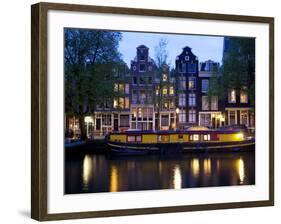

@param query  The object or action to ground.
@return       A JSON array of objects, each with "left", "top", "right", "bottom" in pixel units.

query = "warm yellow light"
[
  {"left": 84, "top": 116, "right": 93, "bottom": 123},
  {"left": 82, "top": 155, "right": 92, "bottom": 189},
  {"left": 191, "top": 158, "right": 200, "bottom": 178},
  {"left": 113, "top": 98, "right": 118, "bottom": 108},
  {"left": 203, "top": 158, "right": 211, "bottom": 176},
  {"left": 236, "top": 132, "right": 244, "bottom": 140},
  {"left": 237, "top": 157, "right": 245, "bottom": 184},
  {"left": 173, "top": 165, "right": 182, "bottom": 190},
  {"left": 170, "top": 86, "right": 174, "bottom": 95},
  {"left": 110, "top": 165, "right": 118, "bottom": 192},
  {"left": 175, "top": 108, "right": 180, "bottom": 114}
]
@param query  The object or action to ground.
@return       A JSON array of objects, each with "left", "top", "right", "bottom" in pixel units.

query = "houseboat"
[{"left": 107, "top": 127, "right": 255, "bottom": 155}]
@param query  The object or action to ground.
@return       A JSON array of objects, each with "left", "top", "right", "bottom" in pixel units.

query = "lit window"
[
  {"left": 193, "top": 134, "right": 199, "bottom": 141},
  {"left": 138, "top": 108, "right": 142, "bottom": 118},
  {"left": 188, "top": 77, "right": 196, "bottom": 89},
  {"left": 162, "top": 100, "right": 168, "bottom": 109},
  {"left": 119, "top": 98, "right": 124, "bottom": 109},
  {"left": 158, "top": 135, "right": 169, "bottom": 142},
  {"left": 170, "top": 101, "right": 175, "bottom": 109},
  {"left": 201, "top": 79, "right": 209, "bottom": 93},
  {"left": 169, "top": 86, "right": 174, "bottom": 95},
  {"left": 203, "top": 134, "right": 210, "bottom": 141},
  {"left": 125, "top": 97, "right": 129, "bottom": 109},
  {"left": 162, "top": 74, "right": 168, "bottom": 82},
  {"left": 228, "top": 89, "right": 236, "bottom": 103},
  {"left": 189, "top": 93, "right": 196, "bottom": 106},
  {"left": 156, "top": 86, "right": 159, "bottom": 95},
  {"left": 162, "top": 86, "right": 168, "bottom": 95},
  {"left": 132, "top": 107, "right": 137, "bottom": 119},
  {"left": 113, "top": 98, "right": 118, "bottom": 108},
  {"left": 240, "top": 87, "right": 248, "bottom": 103},
  {"left": 114, "top": 83, "right": 118, "bottom": 92},
  {"left": 118, "top": 84, "right": 124, "bottom": 93}
]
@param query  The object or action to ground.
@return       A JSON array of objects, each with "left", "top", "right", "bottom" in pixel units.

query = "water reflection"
[
  {"left": 173, "top": 165, "right": 182, "bottom": 189},
  {"left": 65, "top": 151, "right": 255, "bottom": 194},
  {"left": 191, "top": 158, "right": 200, "bottom": 178},
  {"left": 110, "top": 165, "right": 118, "bottom": 192},
  {"left": 237, "top": 157, "right": 245, "bottom": 184},
  {"left": 203, "top": 158, "right": 211, "bottom": 176},
  {"left": 82, "top": 155, "right": 92, "bottom": 191}
]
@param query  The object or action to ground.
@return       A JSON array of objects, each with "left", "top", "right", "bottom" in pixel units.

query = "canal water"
[{"left": 65, "top": 150, "right": 255, "bottom": 194}]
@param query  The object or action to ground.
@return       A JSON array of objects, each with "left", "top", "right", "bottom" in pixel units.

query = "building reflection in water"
[
  {"left": 203, "top": 158, "right": 211, "bottom": 176},
  {"left": 82, "top": 154, "right": 92, "bottom": 191},
  {"left": 110, "top": 165, "right": 119, "bottom": 192},
  {"left": 191, "top": 158, "right": 200, "bottom": 178},
  {"left": 65, "top": 151, "right": 255, "bottom": 194},
  {"left": 173, "top": 165, "right": 182, "bottom": 189},
  {"left": 237, "top": 157, "right": 245, "bottom": 184}
]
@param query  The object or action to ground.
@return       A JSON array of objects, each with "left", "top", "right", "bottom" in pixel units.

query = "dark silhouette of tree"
[
  {"left": 208, "top": 37, "right": 255, "bottom": 110},
  {"left": 64, "top": 28, "right": 123, "bottom": 139}
]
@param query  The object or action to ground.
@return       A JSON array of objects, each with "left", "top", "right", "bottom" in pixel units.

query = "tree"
[
  {"left": 154, "top": 39, "right": 169, "bottom": 130},
  {"left": 208, "top": 37, "right": 255, "bottom": 110},
  {"left": 154, "top": 38, "right": 169, "bottom": 68},
  {"left": 64, "top": 28, "right": 123, "bottom": 139}
]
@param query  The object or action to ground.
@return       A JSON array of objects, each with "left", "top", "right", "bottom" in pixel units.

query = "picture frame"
[{"left": 31, "top": 2, "right": 274, "bottom": 221}]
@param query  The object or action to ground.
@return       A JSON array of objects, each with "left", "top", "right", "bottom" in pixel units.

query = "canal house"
[
  {"left": 198, "top": 60, "right": 224, "bottom": 128},
  {"left": 65, "top": 41, "right": 255, "bottom": 139},
  {"left": 129, "top": 45, "right": 157, "bottom": 131},
  {"left": 175, "top": 46, "right": 200, "bottom": 130}
]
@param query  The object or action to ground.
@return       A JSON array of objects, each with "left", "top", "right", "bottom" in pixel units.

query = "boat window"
[
  {"left": 193, "top": 134, "right": 199, "bottom": 141},
  {"left": 203, "top": 134, "right": 210, "bottom": 141},
  {"left": 127, "top": 136, "right": 136, "bottom": 142},
  {"left": 158, "top": 135, "right": 170, "bottom": 142},
  {"left": 190, "top": 134, "right": 199, "bottom": 141},
  {"left": 136, "top": 136, "right": 142, "bottom": 142}
]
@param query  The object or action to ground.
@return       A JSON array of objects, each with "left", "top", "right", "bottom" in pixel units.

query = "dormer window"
[
  {"left": 139, "top": 63, "right": 146, "bottom": 72},
  {"left": 140, "top": 54, "right": 145, "bottom": 61}
]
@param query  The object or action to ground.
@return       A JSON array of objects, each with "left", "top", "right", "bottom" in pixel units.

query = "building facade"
[
  {"left": 175, "top": 46, "right": 199, "bottom": 129},
  {"left": 66, "top": 42, "right": 255, "bottom": 139},
  {"left": 198, "top": 60, "right": 224, "bottom": 128},
  {"left": 223, "top": 37, "right": 255, "bottom": 129}
]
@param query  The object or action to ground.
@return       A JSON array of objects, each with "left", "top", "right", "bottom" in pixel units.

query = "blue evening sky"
[{"left": 118, "top": 31, "right": 224, "bottom": 68}]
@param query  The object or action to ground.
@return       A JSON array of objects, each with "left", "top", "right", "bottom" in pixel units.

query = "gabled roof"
[{"left": 137, "top": 45, "right": 149, "bottom": 49}]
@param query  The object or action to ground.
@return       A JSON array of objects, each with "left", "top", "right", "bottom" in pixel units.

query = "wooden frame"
[{"left": 31, "top": 2, "right": 274, "bottom": 221}]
